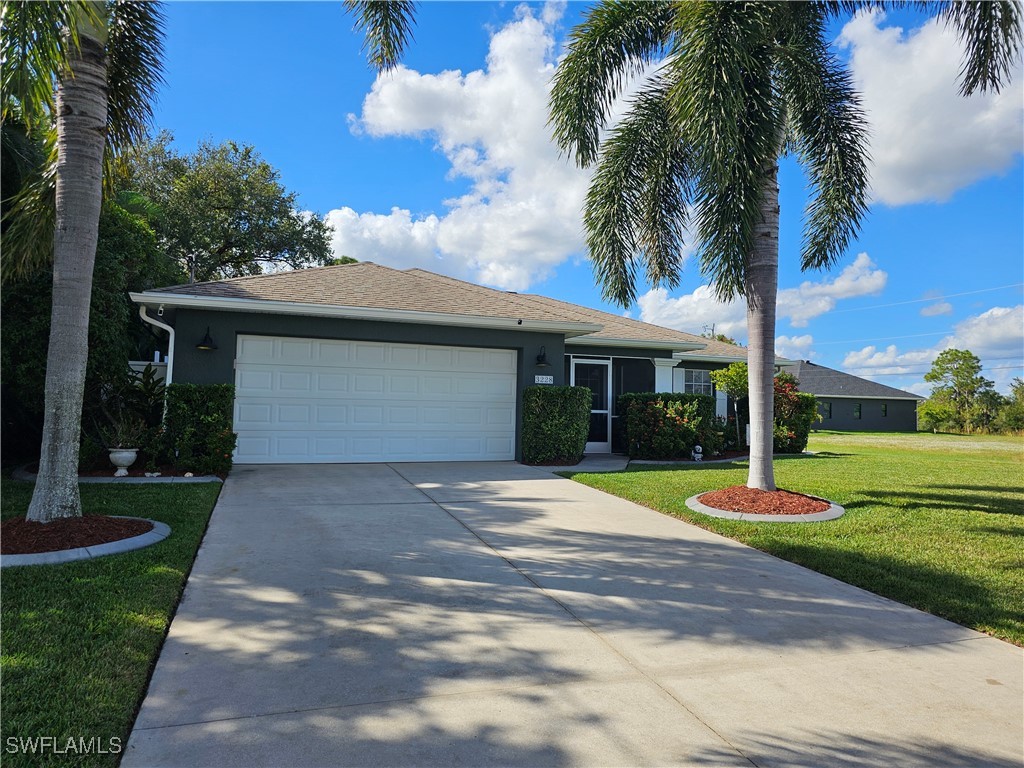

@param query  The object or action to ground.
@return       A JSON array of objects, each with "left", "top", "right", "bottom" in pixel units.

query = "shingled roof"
[
  {"left": 793, "top": 361, "right": 923, "bottom": 400},
  {"left": 138, "top": 262, "right": 754, "bottom": 359}
]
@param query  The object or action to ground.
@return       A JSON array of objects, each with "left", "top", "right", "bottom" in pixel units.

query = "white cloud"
[
  {"left": 920, "top": 301, "right": 953, "bottom": 317},
  {"left": 638, "top": 253, "right": 888, "bottom": 339},
  {"left": 777, "top": 253, "right": 887, "bottom": 327},
  {"left": 775, "top": 335, "right": 816, "bottom": 361},
  {"left": 638, "top": 285, "right": 748, "bottom": 340},
  {"left": 328, "top": 4, "right": 588, "bottom": 291},
  {"left": 839, "top": 11, "right": 1024, "bottom": 206},
  {"left": 842, "top": 304, "right": 1024, "bottom": 392}
]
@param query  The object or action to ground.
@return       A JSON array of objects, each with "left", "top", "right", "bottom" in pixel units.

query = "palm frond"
[
  {"left": 549, "top": 0, "right": 676, "bottom": 167},
  {"left": 1, "top": 1, "right": 84, "bottom": 126},
  {"left": 824, "top": 1, "right": 1021, "bottom": 96},
  {"left": 105, "top": 0, "right": 166, "bottom": 158},
  {"left": 344, "top": 0, "right": 417, "bottom": 73},
  {"left": 938, "top": 0, "right": 1022, "bottom": 95},
  {"left": 671, "top": 1, "right": 782, "bottom": 300},
  {"left": 1, "top": 128, "right": 56, "bottom": 282},
  {"left": 584, "top": 74, "right": 690, "bottom": 306},
  {"left": 775, "top": 2, "right": 870, "bottom": 272}
]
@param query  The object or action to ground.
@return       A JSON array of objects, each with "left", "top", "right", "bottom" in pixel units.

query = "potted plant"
[{"left": 101, "top": 417, "right": 148, "bottom": 477}]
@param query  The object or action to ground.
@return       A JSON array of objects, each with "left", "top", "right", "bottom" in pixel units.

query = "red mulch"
[
  {"left": 698, "top": 485, "right": 830, "bottom": 515},
  {"left": 1, "top": 516, "right": 153, "bottom": 555}
]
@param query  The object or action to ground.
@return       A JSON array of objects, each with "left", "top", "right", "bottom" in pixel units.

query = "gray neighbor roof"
[
  {"left": 793, "top": 361, "right": 923, "bottom": 400},
  {"left": 140, "top": 262, "right": 756, "bottom": 362}
]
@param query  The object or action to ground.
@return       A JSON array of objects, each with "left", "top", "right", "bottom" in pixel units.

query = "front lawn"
[
  {"left": 0, "top": 480, "right": 221, "bottom": 767},
  {"left": 569, "top": 431, "right": 1024, "bottom": 646}
]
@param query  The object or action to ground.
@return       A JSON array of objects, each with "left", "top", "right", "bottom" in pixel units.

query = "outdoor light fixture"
[
  {"left": 196, "top": 327, "right": 217, "bottom": 351},
  {"left": 535, "top": 346, "right": 551, "bottom": 368}
]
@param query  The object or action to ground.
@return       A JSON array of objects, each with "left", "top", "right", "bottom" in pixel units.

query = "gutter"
[
  {"left": 130, "top": 292, "right": 603, "bottom": 338},
  {"left": 138, "top": 305, "right": 174, "bottom": 386}
]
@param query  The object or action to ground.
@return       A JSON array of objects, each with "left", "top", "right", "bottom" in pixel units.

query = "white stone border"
[
  {"left": 685, "top": 493, "right": 844, "bottom": 523},
  {"left": 12, "top": 465, "right": 222, "bottom": 484},
  {"left": 1, "top": 517, "right": 171, "bottom": 568}
]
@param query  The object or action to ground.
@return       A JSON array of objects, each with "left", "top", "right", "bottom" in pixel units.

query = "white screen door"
[{"left": 572, "top": 359, "right": 611, "bottom": 453}]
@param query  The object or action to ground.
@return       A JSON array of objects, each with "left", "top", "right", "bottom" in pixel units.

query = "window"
[
  {"left": 673, "top": 368, "right": 713, "bottom": 396},
  {"left": 881, "top": 403, "right": 888, "bottom": 417},
  {"left": 854, "top": 403, "right": 862, "bottom": 420},
  {"left": 821, "top": 402, "right": 832, "bottom": 420}
]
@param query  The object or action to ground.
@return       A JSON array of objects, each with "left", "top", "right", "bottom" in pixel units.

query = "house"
[
  {"left": 792, "top": 361, "right": 923, "bottom": 432},
  {"left": 130, "top": 262, "right": 780, "bottom": 463}
]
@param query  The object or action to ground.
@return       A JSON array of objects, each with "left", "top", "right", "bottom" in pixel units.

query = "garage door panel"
[{"left": 234, "top": 336, "right": 517, "bottom": 463}]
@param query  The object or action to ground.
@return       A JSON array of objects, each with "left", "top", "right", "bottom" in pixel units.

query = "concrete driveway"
[{"left": 125, "top": 462, "right": 1023, "bottom": 767}]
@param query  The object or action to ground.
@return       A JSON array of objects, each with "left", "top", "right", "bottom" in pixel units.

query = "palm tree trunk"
[
  {"left": 744, "top": 162, "right": 780, "bottom": 492},
  {"left": 26, "top": 30, "right": 108, "bottom": 523}
]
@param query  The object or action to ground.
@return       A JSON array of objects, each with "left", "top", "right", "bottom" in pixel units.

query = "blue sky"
[{"left": 152, "top": 1, "right": 1024, "bottom": 395}]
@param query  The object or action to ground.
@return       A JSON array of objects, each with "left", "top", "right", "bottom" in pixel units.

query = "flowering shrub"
[
  {"left": 619, "top": 393, "right": 720, "bottom": 459},
  {"left": 773, "top": 373, "right": 819, "bottom": 453}
]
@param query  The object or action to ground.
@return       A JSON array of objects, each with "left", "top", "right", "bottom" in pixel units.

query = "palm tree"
[
  {"left": 3, "top": 1, "right": 165, "bottom": 522},
  {"left": 1, "top": 0, "right": 415, "bottom": 522},
  {"left": 550, "top": 0, "right": 1021, "bottom": 491}
]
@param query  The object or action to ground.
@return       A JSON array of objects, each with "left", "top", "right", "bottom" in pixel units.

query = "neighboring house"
[
  {"left": 130, "top": 262, "right": 782, "bottom": 463},
  {"left": 792, "top": 361, "right": 923, "bottom": 432}
]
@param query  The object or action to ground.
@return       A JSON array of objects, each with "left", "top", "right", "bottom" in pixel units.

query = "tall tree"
[
  {"left": 120, "top": 134, "right": 332, "bottom": 282},
  {"left": 2, "top": 0, "right": 165, "bottom": 521},
  {"left": 923, "top": 348, "right": 995, "bottom": 430},
  {"left": 550, "top": 0, "right": 1021, "bottom": 490}
]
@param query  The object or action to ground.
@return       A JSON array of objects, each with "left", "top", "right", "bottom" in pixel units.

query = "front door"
[{"left": 572, "top": 359, "right": 611, "bottom": 453}]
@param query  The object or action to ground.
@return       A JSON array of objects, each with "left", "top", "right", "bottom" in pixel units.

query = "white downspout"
[{"left": 138, "top": 305, "right": 174, "bottom": 386}]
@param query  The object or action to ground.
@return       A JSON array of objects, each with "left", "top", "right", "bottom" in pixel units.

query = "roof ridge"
[{"left": 155, "top": 261, "right": 374, "bottom": 292}]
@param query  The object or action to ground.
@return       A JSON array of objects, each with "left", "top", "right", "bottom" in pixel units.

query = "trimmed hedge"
[
  {"left": 522, "top": 386, "right": 590, "bottom": 464},
  {"left": 618, "top": 392, "right": 723, "bottom": 459},
  {"left": 163, "top": 383, "right": 237, "bottom": 475}
]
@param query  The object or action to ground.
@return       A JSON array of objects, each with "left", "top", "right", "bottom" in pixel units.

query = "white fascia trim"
[
  {"left": 571, "top": 336, "right": 705, "bottom": 352},
  {"left": 812, "top": 393, "right": 923, "bottom": 401},
  {"left": 130, "top": 292, "right": 603, "bottom": 338}
]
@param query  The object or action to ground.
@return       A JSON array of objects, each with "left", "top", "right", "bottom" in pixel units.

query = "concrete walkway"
[{"left": 125, "top": 462, "right": 1023, "bottom": 768}]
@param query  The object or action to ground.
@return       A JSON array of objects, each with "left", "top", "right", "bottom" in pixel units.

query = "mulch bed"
[
  {"left": 1, "top": 516, "right": 153, "bottom": 555},
  {"left": 698, "top": 485, "right": 831, "bottom": 515}
]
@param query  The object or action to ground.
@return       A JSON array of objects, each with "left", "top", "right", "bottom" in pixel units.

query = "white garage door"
[{"left": 232, "top": 335, "right": 517, "bottom": 463}]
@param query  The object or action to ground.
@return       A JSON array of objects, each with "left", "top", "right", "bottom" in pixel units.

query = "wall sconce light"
[
  {"left": 535, "top": 346, "right": 551, "bottom": 368},
  {"left": 196, "top": 327, "right": 217, "bottom": 351}
]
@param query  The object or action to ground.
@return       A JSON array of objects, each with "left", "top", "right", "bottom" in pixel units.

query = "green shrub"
[
  {"left": 164, "top": 384, "right": 236, "bottom": 475},
  {"left": 521, "top": 386, "right": 590, "bottom": 464},
  {"left": 619, "top": 392, "right": 717, "bottom": 459}
]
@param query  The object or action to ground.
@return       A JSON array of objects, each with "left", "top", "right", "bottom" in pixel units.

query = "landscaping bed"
[
  {"left": 568, "top": 431, "right": 1024, "bottom": 646},
  {"left": 0, "top": 478, "right": 221, "bottom": 767},
  {"left": 1, "top": 515, "right": 153, "bottom": 554},
  {"left": 698, "top": 485, "right": 830, "bottom": 515}
]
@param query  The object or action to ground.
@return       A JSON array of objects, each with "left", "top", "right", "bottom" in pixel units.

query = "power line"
[
  {"left": 827, "top": 283, "right": 1024, "bottom": 314},
  {"left": 809, "top": 330, "right": 953, "bottom": 346},
  {"left": 846, "top": 355, "right": 1024, "bottom": 369},
  {"left": 846, "top": 364, "right": 1024, "bottom": 377}
]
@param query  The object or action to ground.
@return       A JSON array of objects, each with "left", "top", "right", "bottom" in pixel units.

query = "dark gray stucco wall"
[
  {"left": 171, "top": 309, "right": 567, "bottom": 459},
  {"left": 814, "top": 398, "right": 918, "bottom": 432}
]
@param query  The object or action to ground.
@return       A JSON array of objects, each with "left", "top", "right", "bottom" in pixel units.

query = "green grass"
[
  {"left": 569, "top": 431, "right": 1024, "bottom": 646},
  {"left": 1, "top": 480, "right": 221, "bottom": 767}
]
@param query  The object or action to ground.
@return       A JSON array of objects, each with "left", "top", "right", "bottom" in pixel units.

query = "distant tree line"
[{"left": 918, "top": 349, "right": 1024, "bottom": 434}]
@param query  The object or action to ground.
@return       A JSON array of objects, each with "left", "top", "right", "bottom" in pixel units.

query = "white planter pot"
[{"left": 109, "top": 448, "right": 139, "bottom": 477}]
